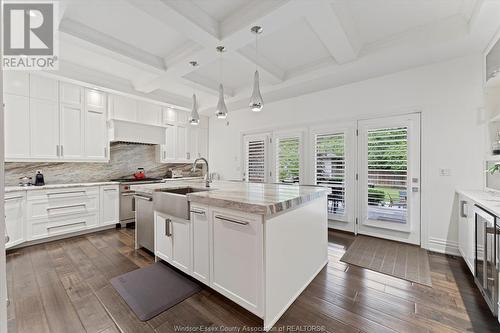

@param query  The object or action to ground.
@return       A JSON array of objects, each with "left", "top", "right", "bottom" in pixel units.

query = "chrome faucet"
[{"left": 192, "top": 157, "right": 211, "bottom": 187}]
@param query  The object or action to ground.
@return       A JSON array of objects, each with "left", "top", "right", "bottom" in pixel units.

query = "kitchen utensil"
[{"left": 34, "top": 171, "right": 45, "bottom": 186}]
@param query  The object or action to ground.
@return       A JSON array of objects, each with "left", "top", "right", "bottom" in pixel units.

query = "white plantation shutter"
[
  {"left": 276, "top": 136, "right": 301, "bottom": 183},
  {"left": 315, "top": 133, "right": 346, "bottom": 216},
  {"left": 367, "top": 126, "right": 408, "bottom": 223},
  {"left": 245, "top": 137, "right": 267, "bottom": 183}
]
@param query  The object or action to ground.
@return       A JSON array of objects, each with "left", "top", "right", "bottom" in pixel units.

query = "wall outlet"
[{"left": 439, "top": 168, "right": 451, "bottom": 176}]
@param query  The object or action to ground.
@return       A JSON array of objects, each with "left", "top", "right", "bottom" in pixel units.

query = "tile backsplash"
[{"left": 4, "top": 142, "right": 200, "bottom": 186}]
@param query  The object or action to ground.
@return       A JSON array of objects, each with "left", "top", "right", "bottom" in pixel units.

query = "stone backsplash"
[{"left": 4, "top": 142, "right": 200, "bottom": 186}]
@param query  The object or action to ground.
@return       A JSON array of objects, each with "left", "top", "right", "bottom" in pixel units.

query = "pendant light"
[
  {"left": 214, "top": 46, "right": 228, "bottom": 119},
  {"left": 249, "top": 25, "right": 264, "bottom": 112},
  {"left": 188, "top": 61, "right": 200, "bottom": 126}
]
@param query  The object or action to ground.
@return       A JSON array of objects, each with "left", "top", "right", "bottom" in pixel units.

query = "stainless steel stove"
[{"left": 111, "top": 177, "right": 163, "bottom": 226}]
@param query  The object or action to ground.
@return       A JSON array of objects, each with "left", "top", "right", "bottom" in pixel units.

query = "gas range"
[{"left": 111, "top": 177, "right": 163, "bottom": 184}]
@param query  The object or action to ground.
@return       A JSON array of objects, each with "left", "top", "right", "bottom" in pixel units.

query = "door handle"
[
  {"left": 134, "top": 195, "right": 152, "bottom": 201},
  {"left": 460, "top": 201, "right": 468, "bottom": 218},
  {"left": 215, "top": 215, "right": 249, "bottom": 225},
  {"left": 190, "top": 209, "right": 205, "bottom": 215},
  {"left": 61, "top": 145, "right": 64, "bottom": 157},
  {"left": 165, "top": 218, "right": 172, "bottom": 237}
]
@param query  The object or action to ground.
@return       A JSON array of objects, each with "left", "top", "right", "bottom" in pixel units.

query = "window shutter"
[
  {"left": 276, "top": 136, "right": 301, "bottom": 183},
  {"left": 367, "top": 127, "right": 408, "bottom": 223},
  {"left": 245, "top": 138, "right": 266, "bottom": 183},
  {"left": 315, "top": 133, "right": 346, "bottom": 216}
]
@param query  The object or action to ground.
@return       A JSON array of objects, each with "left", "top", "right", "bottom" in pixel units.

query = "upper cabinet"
[
  {"left": 157, "top": 108, "right": 209, "bottom": 163},
  {"left": 486, "top": 37, "right": 500, "bottom": 83},
  {"left": 109, "top": 94, "right": 162, "bottom": 126},
  {"left": 3, "top": 75, "right": 109, "bottom": 162}
]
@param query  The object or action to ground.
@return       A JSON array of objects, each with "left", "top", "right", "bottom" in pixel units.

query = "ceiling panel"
[
  {"left": 249, "top": 18, "right": 334, "bottom": 74},
  {"left": 64, "top": 0, "right": 190, "bottom": 57},
  {"left": 191, "top": 0, "right": 252, "bottom": 22},
  {"left": 339, "top": 0, "right": 474, "bottom": 45}
]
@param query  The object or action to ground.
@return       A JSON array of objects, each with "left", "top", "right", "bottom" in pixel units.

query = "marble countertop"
[
  {"left": 457, "top": 189, "right": 500, "bottom": 216},
  {"left": 131, "top": 180, "right": 328, "bottom": 216},
  {"left": 5, "top": 181, "right": 120, "bottom": 193}
]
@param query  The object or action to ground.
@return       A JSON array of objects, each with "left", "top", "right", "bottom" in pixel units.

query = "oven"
[{"left": 474, "top": 204, "right": 498, "bottom": 316}]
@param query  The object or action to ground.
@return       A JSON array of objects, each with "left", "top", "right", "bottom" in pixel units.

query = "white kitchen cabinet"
[
  {"left": 137, "top": 101, "right": 162, "bottom": 126},
  {"left": 60, "top": 104, "right": 84, "bottom": 159},
  {"left": 191, "top": 205, "right": 210, "bottom": 284},
  {"left": 162, "top": 107, "right": 177, "bottom": 124},
  {"left": 210, "top": 208, "right": 263, "bottom": 314},
  {"left": 155, "top": 213, "right": 192, "bottom": 274},
  {"left": 197, "top": 127, "right": 209, "bottom": 159},
  {"left": 109, "top": 94, "right": 137, "bottom": 122},
  {"left": 458, "top": 195, "right": 475, "bottom": 274},
  {"left": 155, "top": 213, "right": 173, "bottom": 261},
  {"left": 4, "top": 94, "right": 30, "bottom": 159},
  {"left": 100, "top": 185, "right": 119, "bottom": 226},
  {"left": 177, "top": 110, "right": 188, "bottom": 124},
  {"left": 3, "top": 71, "right": 29, "bottom": 96},
  {"left": 5, "top": 192, "right": 26, "bottom": 249},
  {"left": 60, "top": 81, "right": 83, "bottom": 105},
  {"left": 176, "top": 124, "right": 188, "bottom": 161},
  {"left": 85, "top": 89, "right": 108, "bottom": 161},
  {"left": 30, "top": 98, "right": 60, "bottom": 160},
  {"left": 30, "top": 75, "right": 58, "bottom": 101}
]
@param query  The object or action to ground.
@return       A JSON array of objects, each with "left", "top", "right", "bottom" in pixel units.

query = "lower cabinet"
[
  {"left": 5, "top": 184, "right": 119, "bottom": 248},
  {"left": 154, "top": 206, "right": 263, "bottom": 316},
  {"left": 5, "top": 192, "right": 26, "bottom": 249},
  {"left": 458, "top": 194, "right": 475, "bottom": 274},
  {"left": 191, "top": 204, "right": 209, "bottom": 284},
  {"left": 100, "top": 185, "right": 119, "bottom": 226},
  {"left": 155, "top": 213, "right": 192, "bottom": 274},
  {"left": 210, "top": 208, "right": 263, "bottom": 314}
]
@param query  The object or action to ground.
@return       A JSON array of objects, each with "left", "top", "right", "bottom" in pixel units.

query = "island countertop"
[{"left": 130, "top": 180, "right": 328, "bottom": 216}]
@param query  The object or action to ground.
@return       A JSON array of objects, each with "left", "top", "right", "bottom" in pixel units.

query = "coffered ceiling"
[{"left": 53, "top": 0, "right": 500, "bottom": 113}]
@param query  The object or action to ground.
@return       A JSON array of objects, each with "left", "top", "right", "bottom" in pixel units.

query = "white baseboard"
[{"left": 427, "top": 237, "right": 460, "bottom": 256}]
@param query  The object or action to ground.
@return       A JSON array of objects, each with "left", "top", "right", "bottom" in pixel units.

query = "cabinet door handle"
[
  {"left": 56, "top": 145, "right": 60, "bottom": 156},
  {"left": 187, "top": 152, "right": 190, "bottom": 160},
  {"left": 48, "top": 190, "right": 86, "bottom": 196},
  {"left": 47, "top": 220, "right": 86, "bottom": 229},
  {"left": 190, "top": 209, "right": 205, "bottom": 215},
  {"left": 60, "top": 145, "right": 64, "bottom": 157},
  {"left": 5, "top": 234, "right": 10, "bottom": 244},
  {"left": 104, "top": 147, "right": 107, "bottom": 158},
  {"left": 163, "top": 151, "right": 166, "bottom": 160},
  {"left": 5, "top": 195, "right": 24, "bottom": 201},
  {"left": 460, "top": 200, "right": 468, "bottom": 218},
  {"left": 215, "top": 215, "right": 249, "bottom": 225},
  {"left": 134, "top": 195, "right": 152, "bottom": 201},
  {"left": 165, "top": 218, "right": 172, "bottom": 237},
  {"left": 47, "top": 203, "right": 86, "bottom": 211}
]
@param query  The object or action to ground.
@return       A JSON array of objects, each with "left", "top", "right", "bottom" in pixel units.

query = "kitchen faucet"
[{"left": 192, "top": 157, "right": 211, "bottom": 187}]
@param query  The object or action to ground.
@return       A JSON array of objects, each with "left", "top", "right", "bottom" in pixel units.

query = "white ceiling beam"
[
  {"left": 305, "top": 0, "right": 360, "bottom": 64},
  {"left": 125, "top": 0, "right": 300, "bottom": 94},
  {"left": 59, "top": 18, "right": 166, "bottom": 74},
  {"left": 234, "top": 49, "right": 285, "bottom": 84}
]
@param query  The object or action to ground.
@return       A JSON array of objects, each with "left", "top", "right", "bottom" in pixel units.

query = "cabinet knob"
[{"left": 5, "top": 235, "right": 10, "bottom": 244}]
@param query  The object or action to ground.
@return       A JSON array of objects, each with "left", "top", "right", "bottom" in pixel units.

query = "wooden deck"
[{"left": 6, "top": 227, "right": 500, "bottom": 333}]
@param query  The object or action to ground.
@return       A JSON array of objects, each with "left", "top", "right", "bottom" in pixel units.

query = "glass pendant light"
[
  {"left": 249, "top": 26, "right": 264, "bottom": 112},
  {"left": 188, "top": 61, "right": 200, "bottom": 125},
  {"left": 214, "top": 46, "right": 228, "bottom": 119}
]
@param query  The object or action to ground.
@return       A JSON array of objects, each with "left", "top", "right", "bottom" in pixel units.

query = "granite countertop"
[
  {"left": 131, "top": 180, "right": 329, "bottom": 216},
  {"left": 5, "top": 181, "right": 120, "bottom": 193},
  {"left": 457, "top": 189, "right": 500, "bottom": 217}
]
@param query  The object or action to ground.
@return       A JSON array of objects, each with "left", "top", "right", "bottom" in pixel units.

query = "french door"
[{"left": 357, "top": 114, "right": 421, "bottom": 245}]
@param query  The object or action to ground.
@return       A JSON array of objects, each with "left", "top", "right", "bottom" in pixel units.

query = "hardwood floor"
[{"left": 6, "top": 228, "right": 500, "bottom": 333}]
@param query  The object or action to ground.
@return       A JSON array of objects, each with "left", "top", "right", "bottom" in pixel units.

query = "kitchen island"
[{"left": 131, "top": 180, "right": 329, "bottom": 331}]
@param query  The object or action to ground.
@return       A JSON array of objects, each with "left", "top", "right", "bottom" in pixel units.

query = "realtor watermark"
[
  {"left": 173, "top": 325, "right": 326, "bottom": 332},
  {"left": 2, "top": 1, "right": 59, "bottom": 70}
]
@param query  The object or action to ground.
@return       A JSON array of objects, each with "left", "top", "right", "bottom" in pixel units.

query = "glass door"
[{"left": 357, "top": 114, "right": 421, "bottom": 245}]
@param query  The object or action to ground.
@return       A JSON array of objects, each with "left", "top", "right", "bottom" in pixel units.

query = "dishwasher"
[{"left": 134, "top": 192, "right": 154, "bottom": 252}]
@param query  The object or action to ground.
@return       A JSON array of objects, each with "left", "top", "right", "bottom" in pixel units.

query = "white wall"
[{"left": 209, "top": 55, "right": 486, "bottom": 253}]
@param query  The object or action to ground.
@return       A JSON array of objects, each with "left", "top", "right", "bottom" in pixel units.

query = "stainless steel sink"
[{"left": 153, "top": 187, "right": 211, "bottom": 219}]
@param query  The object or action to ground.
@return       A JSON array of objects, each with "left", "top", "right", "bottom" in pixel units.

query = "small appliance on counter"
[
  {"left": 18, "top": 176, "right": 33, "bottom": 187},
  {"left": 34, "top": 171, "right": 45, "bottom": 186},
  {"left": 164, "top": 169, "right": 183, "bottom": 178}
]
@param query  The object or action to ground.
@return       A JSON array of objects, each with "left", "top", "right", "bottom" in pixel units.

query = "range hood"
[{"left": 108, "top": 119, "right": 166, "bottom": 145}]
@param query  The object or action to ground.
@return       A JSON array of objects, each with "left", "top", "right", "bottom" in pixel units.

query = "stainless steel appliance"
[
  {"left": 474, "top": 204, "right": 498, "bottom": 316},
  {"left": 112, "top": 177, "right": 163, "bottom": 226},
  {"left": 134, "top": 192, "right": 154, "bottom": 252}
]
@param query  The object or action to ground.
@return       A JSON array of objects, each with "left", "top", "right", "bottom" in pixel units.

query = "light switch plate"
[{"left": 439, "top": 168, "right": 451, "bottom": 176}]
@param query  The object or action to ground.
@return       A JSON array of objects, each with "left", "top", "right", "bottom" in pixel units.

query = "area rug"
[
  {"left": 110, "top": 262, "right": 201, "bottom": 321},
  {"left": 340, "top": 235, "right": 432, "bottom": 286}
]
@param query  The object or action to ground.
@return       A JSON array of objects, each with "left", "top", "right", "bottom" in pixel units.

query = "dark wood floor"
[{"left": 6, "top": 228, "right": 500, "bottom": 333}]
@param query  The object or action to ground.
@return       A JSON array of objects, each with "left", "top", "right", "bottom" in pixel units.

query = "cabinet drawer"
[
  {"left": 29, "top": 213, "right": 99, "bottom": 240},
  {"left": 27, "top": 187, "right": 99, "bottom": 220}
]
